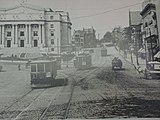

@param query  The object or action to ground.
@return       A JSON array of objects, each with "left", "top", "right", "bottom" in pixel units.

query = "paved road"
[{"left": 0, "top": 46, "right": 159, "bottom": 119}]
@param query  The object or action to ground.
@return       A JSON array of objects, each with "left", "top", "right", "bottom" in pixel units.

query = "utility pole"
[
  {"left": 149, "top": 28, "right": 154, "bottom": 61},
  {"left": 135, "top": 29, "right": 139, "bottom": 66}
]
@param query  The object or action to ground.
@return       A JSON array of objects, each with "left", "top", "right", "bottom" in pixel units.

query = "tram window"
[
  {"left": 45, "top": 63, "right": 50, "bottom": 72},
  {"left": 31, "top": 65, "right": 36, "bottom": 72},
  {"left": 38, "top": 64, "right": 44, "bottom": 72}
]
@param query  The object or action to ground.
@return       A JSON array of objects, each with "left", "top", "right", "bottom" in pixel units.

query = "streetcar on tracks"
[
  {"left": 74, "top": 53, "right": 92, "bottom": 70},
  {"left": 101, "top": 48, "right": 107, "bottom": 57},
  {"left": 30, "top": 60, "right": 62, "bottom": 88}
]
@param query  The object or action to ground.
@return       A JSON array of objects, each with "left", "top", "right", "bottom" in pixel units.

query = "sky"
[{"left": 0, "top": 0, "right": 144, "bottom": 38}]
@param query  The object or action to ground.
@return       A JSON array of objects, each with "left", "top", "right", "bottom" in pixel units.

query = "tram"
[
  {"left": 30, "top": 60, "right": 58, "bottom": 88},
  {"left": 74, "top": 53, "right": 92, "bottom": 70},
  {"left": 101, "top": 48, "right": 107, "bottom": 57}
]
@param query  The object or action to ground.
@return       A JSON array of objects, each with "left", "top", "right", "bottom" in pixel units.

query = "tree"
[{"left": 100, "top": 31, "right": 113, "bottom": 43}]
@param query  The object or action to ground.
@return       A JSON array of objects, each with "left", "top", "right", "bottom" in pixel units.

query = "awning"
[
  {"left": 138, "top": 48, "right": 145, "bottom": 53},
  {"left": 154, "top": 51, "right": 160, "bottom": 58},
  {"left": 141, "top": 49, "right": 145, "bottom": 53},
  {"left": 138, "top": 48, "right": 143, "bottom": 53}
]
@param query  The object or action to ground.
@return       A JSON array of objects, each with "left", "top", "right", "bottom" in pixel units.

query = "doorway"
[
  {"left": 7, "top": 40, "right": 11, "bottom": 47},
  {"left": 34, "top": 39, "right": 38, "bottom": 47},
  {"left": 20, "top": 40, "right": 24, "bottom": 47}
]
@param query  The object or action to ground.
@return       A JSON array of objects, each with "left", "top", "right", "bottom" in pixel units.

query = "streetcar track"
[
  {"left": 62, "top": 54, "right": 110, "bottom": 119},
  {"left": 0, "top": 89, "right": 33, "bottom": 113},
  {"left": 38, "top": 87, "right": 62, "bottom": 120},
  {"left": 13, "top": 88, "right": 47, "bottom": 120},
  {"left": 32, "top": 49, "right": 113, "bottom": 119}
]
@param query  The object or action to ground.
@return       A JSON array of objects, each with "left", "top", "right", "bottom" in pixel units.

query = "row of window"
[
  {"left": 6, "top": 31, "right": 54, "bottom": 37},
  {"left": 3, "top": 24, "right": 54, "bottom": 29},
  {"left": 6, "top": 39, "right": 55, "bottom": 47}
]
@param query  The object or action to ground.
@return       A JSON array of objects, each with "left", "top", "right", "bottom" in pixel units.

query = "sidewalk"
[
  {"left": 0, "top": 59, "right": 27, "bottom": 64},
  {"left": 115, "top": 47, "right": 146, "bottom": 74}
]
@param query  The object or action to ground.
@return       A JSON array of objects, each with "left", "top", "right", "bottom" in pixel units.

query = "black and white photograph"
[{"left": 0, "top": 0, "right": 160, "bottom": 119}]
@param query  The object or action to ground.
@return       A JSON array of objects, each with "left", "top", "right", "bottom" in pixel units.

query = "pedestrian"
[
  {"left": 25, "top": 63, "right": 28, "bottom": 69},
  {"left": 18, "top": 64, "right": 21, "bottom": 70},
  {"left": 11, "top": 54, "right": 14, "bottom": 62},
  {"left": 124, "top": 50, "right": 127, "bottom": 58}
]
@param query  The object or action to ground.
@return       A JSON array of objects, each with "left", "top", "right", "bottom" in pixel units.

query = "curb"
[
  {"left": 122, "top": 55, "right": 144, "bottom": 74},
  {"left": 115, "top": 47, "right": 144, "bottom": 74}
]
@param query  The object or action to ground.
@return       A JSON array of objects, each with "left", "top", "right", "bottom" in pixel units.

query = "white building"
[{"left": 0, "top": 3, "right": 72, "bottom": 56}]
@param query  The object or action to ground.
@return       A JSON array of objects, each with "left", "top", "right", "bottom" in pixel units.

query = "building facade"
[
  {"left": 0, "top": 3, "right": 72, "bottom": 55},
  {"left": 73, "top": 27, "right": 97, "bottom": 50},
  {"left": 73, "top": 30, "right": 85, "bottom": 49},
  {"left": 140, "top": 0, "right": 158, "bottom": 61},
  {"left": 83, "top": 27, "right": 97, "bottom": 48},
  {"left": 156, "top": 0, "right": 160, "bottom": 48}
]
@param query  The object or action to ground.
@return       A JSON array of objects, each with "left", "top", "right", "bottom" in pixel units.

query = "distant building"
[
  {"left": 73, "top": 27, "right": 97, "bottom": 49},
  {"left": 73, "top": 30, "right": 85, "bottom": 48},
  {"left": 0, "top": 3, "right": 72, "bottom": 56},
  {"left": 83, "top": 27, "right": 97, "bottom": 48},
  {"left": 140, "top": 0, "right": 158, "bottom": 61},
  {"left": 112, "top": 26, "right": 123, "bottom": 46}
]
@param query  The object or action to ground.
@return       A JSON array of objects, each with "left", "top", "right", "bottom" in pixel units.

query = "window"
[
  {"left": 51, "top": 39, "right": 54, "bottom": 44},
  {"left": 51, "top": 31, "right": 54, "bottom": 36},
  {"left": 75, "top": 35, "right": 79, "bottom": 37},
  {"left": 6, "top": 25, "right": 12, "bottom": 29},
  {"left": 51, "top": 48, "right": 54, "bottom": 51},
  {"left": 50, "top": 16, "right": 53, "bottom": 19},
  {"left": 33, "top": 31, "right": 38, "bottom": 36},
  {"left": 20, "top": 31, "right": 24, "bottom": 36},
  {"left": 19, "top": 25, "right": 25, "bottom": 28},
  {"left": 45, "top": 63, "right": 50, "bottom": 72},
  {"left": 34, "top": 39, "right": 38, "bottom": 47},
  {"left": 155, "top": 25, "right": 157, "bottom": 28},
  {"left": 34, "top": 25, "right": 38, "bottom": 28},
  {"left": 7, "top": 32, "right": 11, "bottom": 36},
  {"left": 38, "top": 64, "right": 44, "bottom": 72},
  {"left": 50, "top": 24, "right": 54, "bottom": 28},
  {"left": 31, "top": 65, "right": 36, "bottom": 72},
  {"left": 149, "top": 20, "right": 153, "bottom": 25},
  {"left": 145, "top": 22, "right": 148, "bottom": 27}
]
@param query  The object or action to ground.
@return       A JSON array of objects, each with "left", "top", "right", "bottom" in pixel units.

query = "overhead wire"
[{"left": 71, "top": 2, "right": 142, "bottom": 19}]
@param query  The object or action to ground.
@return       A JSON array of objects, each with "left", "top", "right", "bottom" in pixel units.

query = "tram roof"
[{"left": 30, "top": 60, "right": 56, "bottom": 64}]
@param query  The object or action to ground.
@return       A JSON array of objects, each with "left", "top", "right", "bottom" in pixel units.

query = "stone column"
[
  {"left": 2, "top": 25, "right": 4, "bottom": 47},
  {"left": 15, "top": 25, "right": 18, "bottom": 45},
  {"left": 42, "top": 24, "right": 45, "bottom": 47},
  {"left": 38, "top": 24, "right": 41, "bottom": 47},
  {"left": 29, "top": 24, "right": 31, "bottom": 47},
  {"left": 11, "top": 24, "right": 14, "bottom": 47},
  {"left": 0, "top": 25, "right": 2, "bottom": 45},
  {"left": 25, "top": 24, "right": 28, "bottom": 47}
]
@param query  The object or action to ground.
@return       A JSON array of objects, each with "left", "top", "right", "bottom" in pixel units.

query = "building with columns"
[{"left": 0, "top": 3, "right": 72, "bottom": 56}]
